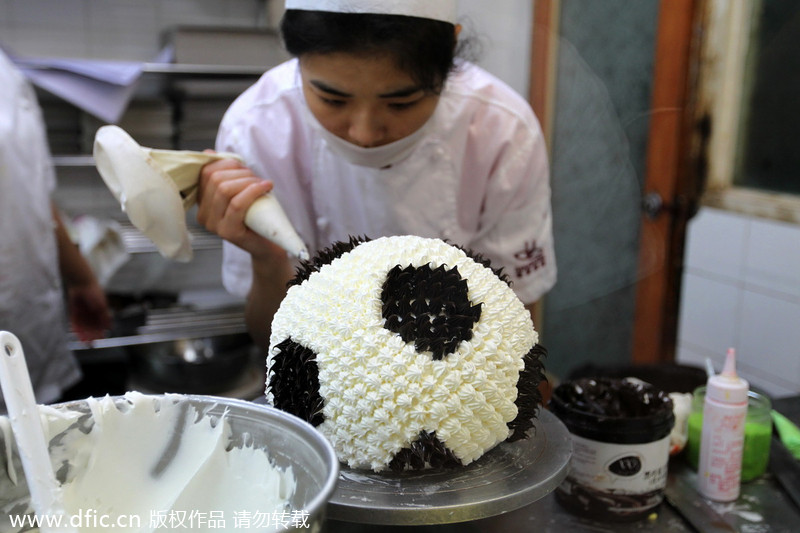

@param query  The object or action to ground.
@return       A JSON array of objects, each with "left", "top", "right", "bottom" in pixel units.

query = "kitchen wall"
[
  {"left": 456, "top": 0, "right": 533, "bottom": 97},
  {"left": 0, "top": 0, "right": 272, "bottom": 61},
  {"left": 676, "top": 207, "right": 800, "bottom": 398}
]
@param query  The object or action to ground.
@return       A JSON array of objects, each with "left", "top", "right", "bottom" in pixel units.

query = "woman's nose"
[{"left": 347, "top": 109, "right": 386, "bottom": 147}]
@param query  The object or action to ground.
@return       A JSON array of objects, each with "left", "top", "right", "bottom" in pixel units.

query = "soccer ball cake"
[{"left": 266, "top": 235, "right": 546, "bottom": 472}]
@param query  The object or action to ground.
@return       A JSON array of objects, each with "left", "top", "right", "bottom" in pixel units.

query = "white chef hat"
[{"left": 285, "top": 0, "right": 458, "bottom": 25}]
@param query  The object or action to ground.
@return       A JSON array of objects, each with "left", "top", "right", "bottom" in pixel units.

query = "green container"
[{"left": 686, "top": 386, "right": 772, "bottom": 482}]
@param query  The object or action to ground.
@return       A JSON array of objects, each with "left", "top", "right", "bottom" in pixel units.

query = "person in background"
[
  {"left": 0, "top": 48, "right": 111, "bottom": 413},
  {"left": 197, "top": 0, "right": 556, "bottom": 350}
]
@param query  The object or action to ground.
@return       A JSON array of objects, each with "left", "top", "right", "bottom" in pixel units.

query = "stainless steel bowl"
[{"left": 0, "top": 395, "right": 339, "bottom": 532}]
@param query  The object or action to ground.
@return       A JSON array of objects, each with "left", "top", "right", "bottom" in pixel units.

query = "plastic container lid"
[
  {"left": 548, "top": 378, "right": 675, "bottom": 444},
  {"left": 706, "top": 348, "right": 748, "bottom": 404}
]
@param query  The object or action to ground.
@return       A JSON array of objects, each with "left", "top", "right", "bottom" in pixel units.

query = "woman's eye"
[
  {"left": 389, "top": 101, "right": 418, "bottom": 111},
  {"left": 320, "top": 96, "right": 346, "bottom": 107}
]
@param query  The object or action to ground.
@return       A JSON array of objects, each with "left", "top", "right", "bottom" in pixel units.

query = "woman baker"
[{"left": 197, "top": 0, "right": 556, "bottom": 350}]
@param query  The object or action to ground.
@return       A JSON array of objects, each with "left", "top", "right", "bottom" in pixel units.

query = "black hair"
[{"left": 281, "top": 10, "right": 461, "bottom": 93}]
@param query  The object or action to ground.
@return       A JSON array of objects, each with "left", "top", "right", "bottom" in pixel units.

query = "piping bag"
[
  {"left": 0, "top": 331, "right": 76, "bottom": 532},
  {"left": 93, "top": 125, "right": 309, "bottom": 262}
]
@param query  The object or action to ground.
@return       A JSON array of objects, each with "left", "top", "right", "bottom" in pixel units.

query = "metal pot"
[{"left": 127, "top": 333, "right": 256, "bottom": 394}]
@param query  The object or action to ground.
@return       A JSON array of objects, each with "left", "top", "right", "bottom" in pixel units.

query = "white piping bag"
[{"left": 93, "top": 125, "right": 309, "bottom": 262}]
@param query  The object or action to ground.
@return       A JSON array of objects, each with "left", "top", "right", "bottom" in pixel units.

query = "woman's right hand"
[{"left": 196, "top": 157, "right": 287, "bottom": 261}]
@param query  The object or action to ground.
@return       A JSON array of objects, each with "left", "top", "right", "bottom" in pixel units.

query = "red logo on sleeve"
[{"left": 513, "top": 241, "right": 546, "bottom": 278}]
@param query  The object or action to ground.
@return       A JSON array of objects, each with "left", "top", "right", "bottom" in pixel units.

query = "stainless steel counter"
[
  {"left": 324, "top": 468, "right": 786, "bottom": 532},
  {"left": 326, "top": 462, "right": 798, "bottom": 533}
]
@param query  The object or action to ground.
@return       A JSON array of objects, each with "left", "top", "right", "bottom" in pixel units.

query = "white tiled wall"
[{"left": 677, "top": 207, "right": 800, "bottom": 398}]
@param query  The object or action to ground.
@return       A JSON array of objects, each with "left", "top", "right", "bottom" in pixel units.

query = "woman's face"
[{"left": 299, "top": 52, "right": 441, "bottom": 148}]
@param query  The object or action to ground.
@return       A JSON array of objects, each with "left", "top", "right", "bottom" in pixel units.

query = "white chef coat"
[
  {"left": 0, "top": 50, "right": 81, "bottom": 412},
  {"left": 218, "top": 59, "right": 556, "bottom": 304}
]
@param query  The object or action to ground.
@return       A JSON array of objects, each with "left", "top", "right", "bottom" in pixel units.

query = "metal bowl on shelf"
[{"left": 127, "top": 333, "right": 257, "bottom": 394}]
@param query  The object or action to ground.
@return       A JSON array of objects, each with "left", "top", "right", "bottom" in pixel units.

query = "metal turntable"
[{"left": 327, "top": 409, "right": 572, "bottom": 525}]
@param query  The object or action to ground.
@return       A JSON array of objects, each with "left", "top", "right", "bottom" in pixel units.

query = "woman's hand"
[
  {"left": 197, "top": 157, "right": 285, "bottom": 261},
  {"left": 197, "top": 156, "right": 295, "bottom": 350}
]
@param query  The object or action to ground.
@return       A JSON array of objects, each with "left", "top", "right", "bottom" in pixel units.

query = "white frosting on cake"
[{"left": 268, "top": 235, "right": 537, "bottom": 471}]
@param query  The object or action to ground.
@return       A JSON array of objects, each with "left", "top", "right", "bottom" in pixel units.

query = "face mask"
[{"left": 301, "top": 101, "right": 433, "bottom": 169}]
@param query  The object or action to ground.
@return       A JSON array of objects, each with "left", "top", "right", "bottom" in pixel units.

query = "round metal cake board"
[{"left": 327, "top": 409, "right": 572, "bottom": 525}]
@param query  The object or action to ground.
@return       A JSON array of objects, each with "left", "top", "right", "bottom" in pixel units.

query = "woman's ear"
[{"left": 455, "top": 23, "right": 462, "bottom": 39}]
